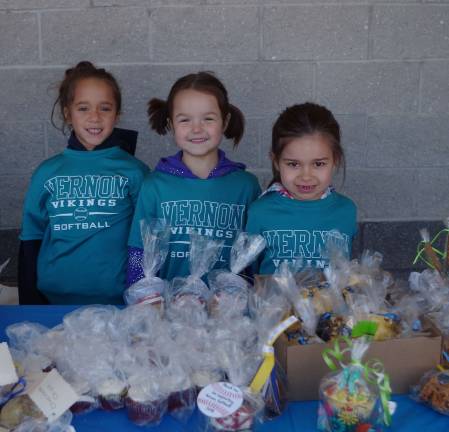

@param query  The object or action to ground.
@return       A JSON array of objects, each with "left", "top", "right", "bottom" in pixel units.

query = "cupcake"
[
  {"left": 191, "top": 370, "right": 223, "bottom": 392},
  {"left": 166, "top": 373, "right": 196, "bottom": 423},
  {"left": 208, "top": 401, "right": 257, "bottom": 431},
  {"left": 200, "top": 387, "right": 263, "bottom": 432},
  {"left": 70, "top": 381, "right": 98, "bottom": 415},
  {"left": 97, "top": 378, "right": 128, "bottom": 411},
  {"left": 125, "top": 383, "right": 168, "bottom": 426}
]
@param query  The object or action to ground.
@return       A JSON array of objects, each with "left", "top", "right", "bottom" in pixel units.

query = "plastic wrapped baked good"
[
  {"left": 318, "top": 337, "right": 392, "bottom": 432},
  {"left": 124, "top": 219, "right": 170, "bottom": 309}
]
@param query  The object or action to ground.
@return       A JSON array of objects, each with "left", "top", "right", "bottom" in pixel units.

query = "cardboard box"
[
  {"left": 253, "top": 274, "right": 443, "bottom": 400},
  {"left": 274, "top": 324, "right": 442, "bottom": 401}
]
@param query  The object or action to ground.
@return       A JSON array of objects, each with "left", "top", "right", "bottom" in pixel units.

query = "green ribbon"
[
  {"left": 321, "top": 337, "right": 392, "bottom": 426},
  {"left": 413, "top": 228, "right": 448, "bottom": 268}
]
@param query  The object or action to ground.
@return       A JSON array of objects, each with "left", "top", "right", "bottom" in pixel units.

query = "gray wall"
[{"left": 1, "top": 0, "right": 449, "bottom": 232}]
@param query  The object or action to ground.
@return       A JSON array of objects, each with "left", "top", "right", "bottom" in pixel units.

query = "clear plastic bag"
[
  {"left": 278, "top": 262, "right": 320, "bottom": 343},
  {"left": 13, "top": 411, "right": 74, "bottom": 432},
  {"left": 208, "top": 233, "right": 265, "bottom": 320},
  {"left": 318, "top": 338, "right": 390, "bottom": 432},
  {"left": 168, "top": 232, "right": 224, "bottom": 325},
  {"left": 411, "top": 368, "right": 449, "bottom": 415},
  {"left": 125, "top": 373, "right": 169, "bottom": 427},
  {"left": 124, "top": 219, "right": 170, "bottom": 308},
  {"left": 198, "top": 385, "right": 264, "bottom": 432}
]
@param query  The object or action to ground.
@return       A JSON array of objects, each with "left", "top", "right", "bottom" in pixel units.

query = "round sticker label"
[{"left": 197, "top": 382, "right": 243, "bottom": 418}]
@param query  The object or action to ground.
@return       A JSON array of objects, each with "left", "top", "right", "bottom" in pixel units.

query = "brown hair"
[
  {"left": 148, "top": 71, "right": 244, "bottom": 146},
  {"left": 270, "top": 102, "right": 345, "bottom": 185},
  {"left": 51, "top": 61, "right": 121, "bottom": 134}
]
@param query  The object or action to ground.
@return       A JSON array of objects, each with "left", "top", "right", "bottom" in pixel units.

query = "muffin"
[
  {"left": 125, "top": 384, "right": 167, "bottom": 426},
  {"left": 97, "top": 378, "right": 128, "bottom": 411}
]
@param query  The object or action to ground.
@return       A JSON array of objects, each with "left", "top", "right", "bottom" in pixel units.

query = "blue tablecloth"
[{"left": 1, "top": 305, "right": 449, "bottom": 431}]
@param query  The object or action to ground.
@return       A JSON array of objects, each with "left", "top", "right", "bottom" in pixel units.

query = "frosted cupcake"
[
  {"left": 166, "top": 373, "right": 196, "bottom": 423},
  {"left": 125, "top": 380, "right": 168, "bottom": 426},
  {"left": 97, "top": 378, "right": 128, "bottom": 411},
  {"left": 70, "top": 381, "right": 98, "bottom": 415}
]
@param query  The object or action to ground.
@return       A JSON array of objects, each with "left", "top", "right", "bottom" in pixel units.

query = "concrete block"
[
  {"left": 259, "top": 114, "right": 276, "bottom": 171},
  {"left": 213, "top": 63, "right": 314, "bottom": 118},
  {"left": 0, "top": 12, "right": 39, "bottom": 65},
  {"left": 46, "top": 122, "right": 69, "bottom": 157},
  {"left": 258, "top": 0, "right": 418, "bottom": 3},
  {"left": 372, "top": 5, "right": 449, "bottom": 59},
  {"left": 206, "top": 0, "right": 257, "bottom": 4},
  {"left": 41, "top": 8, "right": 150, "bottom": 64},
  {"left": 152, "top": 0, "right": 202, "bottom": 4},
  {"left": 151, "top": 6, "right": 258, "bottom": 62},
  {"left": 366, "top": 115, "right": 449, "bottom": 168},
  {"left": 0, "top": 68, "right": 60, "bottom": 122},
  {"left": 0, "top": 122, "right": 45, "bottom": 174},
  {"left": 120, "top": 119, "right": 175, "bottom": 169},
  {"left": 416, "top": 168, "right": 449, "bottom": 219},
  {"left": 263, "top": 5, "right": 369, "bottom": 60},
  {"left": 336, "top": 114, "right": 367, "bottom": 168},
  {"left": 0, "top": 176, "right": 29, "bottom": 229},
  {"left": 0, "top": 0, "right": 89, "bottom": 9},
  {"left": 221, "top": 118, "right": 261, "bottom": 169},
  {"left": 343, "top": 168, "right": 417, "bottom": 220},
  {"left": 109, "top": 64, "right": 201, "bottom": 122},
  {"left": 93, "top": 0, "right": 149, "bottom": 5},
  {"left": 254, "top": 169, "right": 273, "bottom": 190},
  {"left": 421, "top": 61, "right": 449, "bottom": 114},
  {"left": 361, "top": 221, "right": 444, "bottom": 271},
  {"left": 317, "top": 62, "right": 419, "bottom": 114}
]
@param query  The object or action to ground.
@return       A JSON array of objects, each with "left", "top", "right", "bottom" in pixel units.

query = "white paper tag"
[
  {"left": 197, "top": 382, "right": 243, "bottom": 419},
  {"left": 0, "top": 342, "right": 19, "bottom": 386},
  {"left": 29, "top": 369, "right": 79, "bottom": 422}
]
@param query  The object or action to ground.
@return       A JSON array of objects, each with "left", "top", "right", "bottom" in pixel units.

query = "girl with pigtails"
[{"left": 127, "top": 71, "right": 261, "bottom": 283}]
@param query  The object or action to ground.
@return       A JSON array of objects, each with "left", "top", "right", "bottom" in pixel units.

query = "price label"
[
  {"left": 0, "top": 342, "right": 18, "bottom": 386},
  {"left": 29, "top": 369, "right": 78, "bottom": 422}
]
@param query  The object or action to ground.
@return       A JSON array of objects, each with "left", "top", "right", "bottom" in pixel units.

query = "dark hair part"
[
  {"left": 270, "top": 102, "right": 345, "bottom": 185},
  {"left": 51, "top": 61, "right": 121, "bottom": 133},
  {"left": 148, "top": 71, "right": 245, "bottom": 146}
]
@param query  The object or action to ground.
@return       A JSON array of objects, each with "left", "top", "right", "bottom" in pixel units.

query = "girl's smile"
[
  {"left": 171, "top": 89, "right": 229, "bottom": 178},
  {"left": 64, "top": 78, "right": 119, "bottom": 151},
  {"left": 274, "top": 133, "right": 335, "bottom": 201}
]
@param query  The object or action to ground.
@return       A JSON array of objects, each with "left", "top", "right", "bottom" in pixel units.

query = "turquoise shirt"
[
  {"left": 246, "top": 192, "right": 357, "bottom": 274},
  {"left": 20, "top": 147, "right": 149, "bottom": 304},
  {"left": 128, "top": 170, "right": 261, "bottom": 280}
]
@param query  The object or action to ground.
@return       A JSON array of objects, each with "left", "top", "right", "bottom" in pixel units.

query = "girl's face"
[
  {"left": 274, "top": 133, "right": 336, "bottom": 201},
  {"left": 64, "top": 78, "right": 119, "bottom": 150},
  {"left": 171, "top": 89, "right": 228, "bottom": 161}
]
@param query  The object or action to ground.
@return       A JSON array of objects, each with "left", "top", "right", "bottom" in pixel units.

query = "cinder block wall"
[{"left": 1, "top": 0, "right": 448, "bottom": 283}]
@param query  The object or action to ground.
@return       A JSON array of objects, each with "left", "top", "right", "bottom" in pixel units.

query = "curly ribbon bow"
[
  {"left": 249, "top": 315, "right": 299, "bottom": 393},
  {"left": 413, "top": 227, "right": 448, "bottom": 270},
  {"left": 0, "top": 377, "right": 27, "bottom": 407},
  {"left": 322, "top": 337, "right": 392, "bottom": 426}
]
